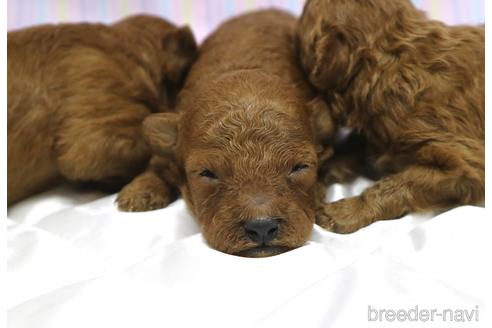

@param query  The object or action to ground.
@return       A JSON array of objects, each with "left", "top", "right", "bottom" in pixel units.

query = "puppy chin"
[{"left": 234, "top": 245, "right": 292, "bottom": 258}]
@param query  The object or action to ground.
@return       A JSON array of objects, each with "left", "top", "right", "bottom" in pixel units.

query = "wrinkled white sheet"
[{"left": 7, "top": 178, "right": 490, "bottom": 328}]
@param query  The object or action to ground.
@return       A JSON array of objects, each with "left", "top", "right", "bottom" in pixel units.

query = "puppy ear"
[
  {"left": 143, "top": 113, "right": 179, "bottom": 157},
  {"left": 162, "top": 25, "right": 198, "bottom": 61},
  {"left": 312, "top": 27, "right": 356, "bottom": 92},
  {"left": 162, "top": 26, "right": 198, "bottom": 83},
  {"left": 308, "top": 97, "right": 335, "bottom": 162}
]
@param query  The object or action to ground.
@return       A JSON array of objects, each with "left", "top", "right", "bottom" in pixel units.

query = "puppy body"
[
  {"left": 136, "top": 10, "right": 334, "bottom": 256},
  {"left": 298, "top": 0, "right": 484, "bottom": 232},
  {"left": 8, "top": 15, "right": 197, "bottom": 204}
]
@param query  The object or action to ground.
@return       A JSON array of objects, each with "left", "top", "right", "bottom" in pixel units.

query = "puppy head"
[
  {"left": 297, "top": 0, "right": 420, "bottom": 93},
  {"left": 113, "top": 15, "right": 198, "bottom": 105},
  {"left": 144, "top": 72, "right": 335, "bottom": 257}
]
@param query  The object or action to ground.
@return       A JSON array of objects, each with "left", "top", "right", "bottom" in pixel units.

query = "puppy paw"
[
  {"left": 116, "top": 175, "right": 173, "bottom": 212},
  {"left": 316, "top": 197, "right": 375, "bottom": 233}
]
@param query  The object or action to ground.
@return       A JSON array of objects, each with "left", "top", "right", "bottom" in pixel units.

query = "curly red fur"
[
  {"left": 298, "top": 0, "right": 484, "bottom": 232},
  {"left": 127, "top": 10, "right": 336, "bottom": 256},
  {"left": 8, "top": 15, "right": 197, "bottom": 205}
]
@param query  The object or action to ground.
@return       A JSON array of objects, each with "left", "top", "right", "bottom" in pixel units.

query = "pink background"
[{"left": 7, "top": 0, "right": 485, "bottom": 42}]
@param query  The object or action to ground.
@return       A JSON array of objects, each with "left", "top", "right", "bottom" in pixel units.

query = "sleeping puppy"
[
  {"left": 297, "top": 0, "right": 484, "bottom": 232},
  {"left": 119, "top": 10, "right": 336, "bottom": 257},
  {"left": 8, "top": 15, "right": 197, "bottom": 205}
]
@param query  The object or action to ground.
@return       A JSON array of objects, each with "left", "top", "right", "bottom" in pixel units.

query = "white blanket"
[{"left": 7, "top": 179, "right": 490, "bottom": 328}]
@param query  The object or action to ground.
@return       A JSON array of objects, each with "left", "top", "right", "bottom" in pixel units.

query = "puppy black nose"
[{"left": 244, "top": 219, "right": 279, "bottom": 244}]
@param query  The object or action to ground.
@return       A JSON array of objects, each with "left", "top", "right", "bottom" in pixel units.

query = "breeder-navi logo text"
[{"left": 368, "top": 305, "right": 479, "bottom": 322}]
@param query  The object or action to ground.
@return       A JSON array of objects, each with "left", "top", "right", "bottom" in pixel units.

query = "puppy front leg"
[
  {"left": 117, "top": 156, "right": 180, "bottom": 212},
  {"left": 317, "top": 142, "right": 484, "bottom": 233}
]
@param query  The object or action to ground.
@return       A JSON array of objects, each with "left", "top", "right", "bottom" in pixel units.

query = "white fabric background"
[{"left": 7, "top": 178, "right": 490, "bottom": 327}]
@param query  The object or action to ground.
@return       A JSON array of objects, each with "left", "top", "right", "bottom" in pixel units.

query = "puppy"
[
  {"left": 297, "top": 0, "right": 484, "bottom": 232},
  {"left": 8, "top": 15, "right": 197, "bottom": 205},
  {"left": 121, "top": 10, "right": 336, "bottom": 257}
]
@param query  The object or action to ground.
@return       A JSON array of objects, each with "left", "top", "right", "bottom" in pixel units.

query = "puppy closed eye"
[
  {"left": 199, "top": 169, "right": 218, "bottom": 179},
  {"left": 291, "top": 163, "right": 309, "bottom": 174}
]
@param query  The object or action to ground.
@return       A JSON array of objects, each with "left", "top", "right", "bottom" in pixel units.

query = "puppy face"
[
  {"left": 145, "top": 74, "right": 333, "bottom": 257},
  {"left": 183, "top": 109, "right": 318, "bottom": 257}
]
